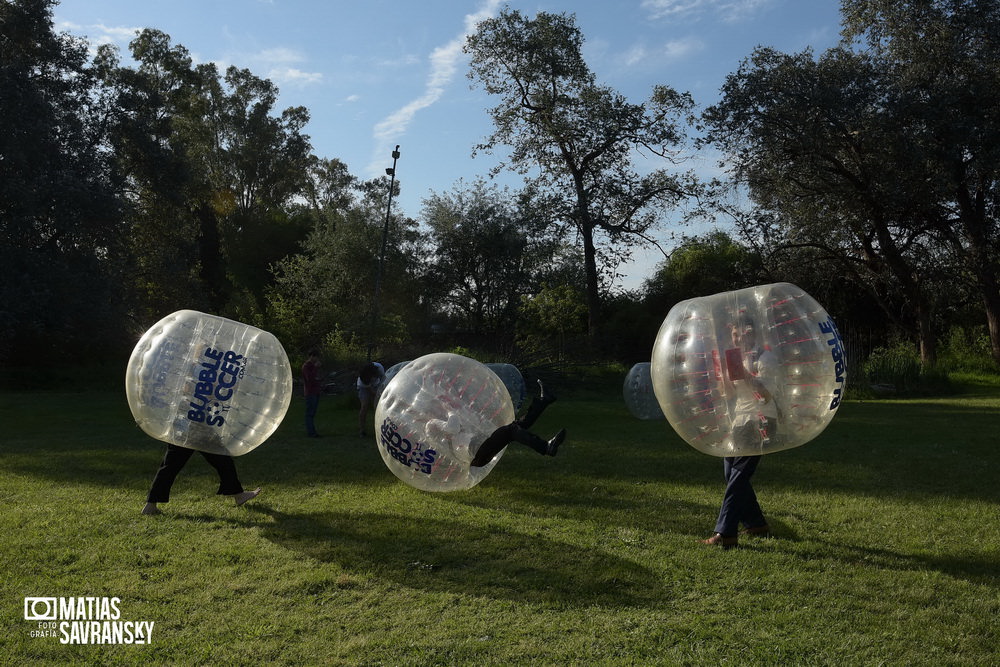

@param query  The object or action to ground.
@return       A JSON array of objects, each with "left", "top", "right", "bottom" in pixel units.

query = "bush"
[
  {"left": 862, "top": 341, "right": 951, "bottom": 394},
  {"left": 937, "top": 325, "right": 998, "bottom": 374}
]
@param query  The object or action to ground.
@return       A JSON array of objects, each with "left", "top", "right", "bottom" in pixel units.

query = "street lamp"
[{"left": 368, "top": 145, "right": 400, "bottom": 361}]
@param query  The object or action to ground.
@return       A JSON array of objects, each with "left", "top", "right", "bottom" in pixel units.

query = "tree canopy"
[{"left": 465, "top": 7, "right": 700, "bottom": 341}]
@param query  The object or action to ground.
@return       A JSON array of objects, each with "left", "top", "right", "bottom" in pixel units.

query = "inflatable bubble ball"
[
  {"left": 623, "top": 362, "right": 664, "bottom": 420},
  {"left": 125, "top": 310, "right": 292, "bottom": 456},
  {"left": 375, "top": 353, "right": 516, "bottom": 492},
  {"left": 650, "top": 283, "right": 845, "bottom": 457}
]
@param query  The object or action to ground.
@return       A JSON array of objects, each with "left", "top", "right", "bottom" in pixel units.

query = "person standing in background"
[
  {"left": 357, "top": 361, "right": 385, "bottom": 437},
  {"left": 302, "top": 348, "right": 323, "bottom": 438}
]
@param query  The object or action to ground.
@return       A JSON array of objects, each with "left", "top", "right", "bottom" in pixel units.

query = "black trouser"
[
  {"left": 146, "top": 444, "right": 244, "bottom": 503},
  {"left": 713, "top": 455, "right": 766, "bottom": 536},
  {"left": 470, "top": 395, "right": 551, "bottom": 467}
]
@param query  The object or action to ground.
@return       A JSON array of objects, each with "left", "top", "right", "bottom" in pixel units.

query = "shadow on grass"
[
  {"left": 776, "top": 537, "right": 1000, "bottom": 587},
  {"left": 771, "top": 400, "right": 1000, "bottom": 502},
  {"left": 244, "top": 505, "right": 665, "bottom": 609}
]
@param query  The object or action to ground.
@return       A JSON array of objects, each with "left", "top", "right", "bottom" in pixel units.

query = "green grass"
[{"left": 1, "top": 381, "right": 998, "bottom": 665}]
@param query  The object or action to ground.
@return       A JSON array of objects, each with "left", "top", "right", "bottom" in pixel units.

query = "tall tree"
[
  {"left": 465, "top": 8, "right": 699, "bottom": 341},
  {"left": 104, "top": 29, "right": 313, "bottom": 319},
  {"left": 422, "top": 178, "right": 562, "bottom": 341},
  {"left": 0, "top": 0, "right": 127, "bottom": 362},
  {"left": 703, "top": 46, "right": 946, "bottom": 364},
  {"left": 841, "top": 0, "right": 1000, "bottom": 365},
  {"left": 268, "top": 171, "right": 426, "bottom": 357}
]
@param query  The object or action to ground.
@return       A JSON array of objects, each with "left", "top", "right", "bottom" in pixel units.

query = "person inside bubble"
[
  {"left": 701, "top": 312, "right": 778, "bottom": 548},
  {"left": 469, "top": 379, "right": 567, "bottom": 468}
]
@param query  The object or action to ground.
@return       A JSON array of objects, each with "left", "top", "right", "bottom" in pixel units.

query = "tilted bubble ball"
[
  {"left": 650, "top": 283, "right": 845, "bottom": 456},
  {"left": 125, "top": 310, "right": 293, "bottom": 456},
  {"left": 375, "top": 353, "right": 516, "bottom": 492},
  {"left": 485, "top": 363, "right": 527, "bottom": 411},
  {"left": 623, "top": 363, "right": 664, "bottom": 420}
]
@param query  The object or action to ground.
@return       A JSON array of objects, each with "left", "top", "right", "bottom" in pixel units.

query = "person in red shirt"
[{"left": 302, "top": 348, "right": 323, "bottom": 437}]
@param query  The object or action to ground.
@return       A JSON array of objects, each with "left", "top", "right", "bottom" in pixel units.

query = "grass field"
[{"left": 2, "top": 375, "right": 998, "bottom": 665}]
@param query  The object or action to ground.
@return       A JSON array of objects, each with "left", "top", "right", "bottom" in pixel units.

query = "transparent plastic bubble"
[
  {"left": 125, "top": 310, "right": 293, "bottom": 456},
  {"left": 485, "top": 362, "right": 527, "bottom": 411},
  {"left": 376, "top": 360, "right": 411, "bottom": 402},
  {"left": 623, "top": 362, "right": 664, "bottom": 420},
  {"left": 650, "top": 283, "right": 845, "bottom": 456},
  {"left": 375, "top": 353, "right": 516, "bottom": 492}
]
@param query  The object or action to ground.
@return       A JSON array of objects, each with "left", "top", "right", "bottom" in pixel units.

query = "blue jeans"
[
  {"left": 305, "top": 394, "right": 320, "bottom": 436},
  {"left": 714, "top": 455, "right": 766, "bottom": 537}
]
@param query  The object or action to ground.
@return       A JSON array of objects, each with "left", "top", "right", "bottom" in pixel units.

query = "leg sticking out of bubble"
[{"left": 470, "top": 380, "right": 567, "bottom": 468}]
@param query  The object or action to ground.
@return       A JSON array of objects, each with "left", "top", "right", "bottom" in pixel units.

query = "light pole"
[{"left": 368, "top": 145, "right": 400, "bottom": 361}]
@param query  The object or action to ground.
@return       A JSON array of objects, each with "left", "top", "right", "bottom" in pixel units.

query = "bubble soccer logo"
[
  {"left": 185, "top": 347, "right": 246, "bottom": 427},
  {"left": 819, "top": 317, "right": 846, "bottom": 410},
  {"left": 380, "top": 417, "right": 438, "bottom": 475}
]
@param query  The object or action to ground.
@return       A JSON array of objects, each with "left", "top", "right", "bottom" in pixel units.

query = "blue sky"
[{"left": 54, "top": 0, "right": 845, "bottom": 289}]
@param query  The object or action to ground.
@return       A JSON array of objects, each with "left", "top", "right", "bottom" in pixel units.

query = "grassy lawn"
[{"left": 2, "top": 377, "right": 998, "bottom": 665}]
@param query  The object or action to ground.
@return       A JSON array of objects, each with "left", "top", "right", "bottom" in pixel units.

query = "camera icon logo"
[{"left": 24, "top": 597, "right": 58, "bottom": 621}]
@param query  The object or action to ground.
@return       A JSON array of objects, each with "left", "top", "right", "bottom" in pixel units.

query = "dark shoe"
[
  {"left": 741, "top": 524, "right": 772, "bottom": 537},
  {"left": 308, "top": 432, "right": 321, "bottom": 438},
  {"left": 546, "top": 428, "right": 566, "bottom": 456},
  {"left": 700, "top": 533, "right": 738, "bottom": 549}
]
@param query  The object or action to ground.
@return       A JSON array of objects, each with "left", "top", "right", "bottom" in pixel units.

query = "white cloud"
[
  {"left": 56, "top": 20, "right": 141, "bottom": 50},
  {"left": 251, "top": 48, "right": 323, "bottom": 88},
  {"left": 663, "top": 36, "right": 705, "bottom": 59},
  {"left": 256, "top": 47, "right": 304, "bottom": 64},
  {"left": 366, "top": 0, "right": 504, "bottom": 176},
  {"left": 641, "top": 0, "right": 773, "bottom": 23},
  {"left": 620, "top": 36, "right": 704, "bottom": 68},
  {"left": 268, "top": 67, "right": 324, "bottom": 86},
  {"left": 624, "top": 44, "right": 649, "bottom": 66}
]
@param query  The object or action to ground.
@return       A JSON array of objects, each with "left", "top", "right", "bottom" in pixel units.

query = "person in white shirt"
[{"left": 357, "top": 361, "right": 385, "bottom": 437}]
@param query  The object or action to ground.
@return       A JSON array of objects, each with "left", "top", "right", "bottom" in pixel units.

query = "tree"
[
  {"left": 268, "top": 170, "right": 427, "bottom": 358},
  {"left": 103, "top": 29, "right": 313, "bottom": 320},
  {"left": 0, "top": 0, "right": 128, "bottom": 362},
  {"left": 465, "top": 8, "right": 699, "bottom": 341},
  {"left": 643, "top": 231, "right": 766, "bottom": 315},
  {"left": 703, "top": 46, "right": 947, "bottom": 364},
  {"left": 421, "top": 178, "right": 562, "bottom": 342},
  {"left": 841, "top": 0, "right": 1000, "bottom": 365}
]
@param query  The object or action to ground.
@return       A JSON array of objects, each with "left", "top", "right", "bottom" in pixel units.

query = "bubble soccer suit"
[
  {"left": 650, "top": 284, "right": 846, "bottom": 547},
  {"left": 374, "top": 353, "right": 566, "bottom": 492},
  {"left": 126, "top": 310, "right": 292, "bottom": 513}
]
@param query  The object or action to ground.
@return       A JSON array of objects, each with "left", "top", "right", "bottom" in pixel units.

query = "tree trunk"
[
  {"left": 980, "top": 287, "right": 1000, "bottom": 367},
  {"left": 915, "top": 300, "right": 937, "bottom": 368},
  {"left": 581, "top": 224, "right": 601, "bottom": 340}
]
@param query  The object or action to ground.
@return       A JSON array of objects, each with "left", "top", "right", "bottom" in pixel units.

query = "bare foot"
[{"left": 235, "top": 487, "right": 262, "bottom": 506}]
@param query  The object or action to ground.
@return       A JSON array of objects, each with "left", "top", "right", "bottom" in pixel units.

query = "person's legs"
[
  {"left": 146, "top": 444, "right": 196, "bottom": 504},
  {"left": 516, "top": 379, "right": 556, "bottom": 429},
  {"left": 200, "top": 452, "right": 244, "bottom": 496},
  {"left": 358, "top": 389, "right": 374, "bottom": 436},
  {"left": 713, "top": 455, "right": 761, "bottom": 537},
  {"left": 470, "top": 423, "right": 517, "bottom": 467},
  {"left": 470, "top": 423, "right": 566, "bottom": 467},
  {"left": 305, "top": 394, "right": 320, "bottom": 437},
  {"left": 200, "top": 452, "right": 262, "bottom": 505}
]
